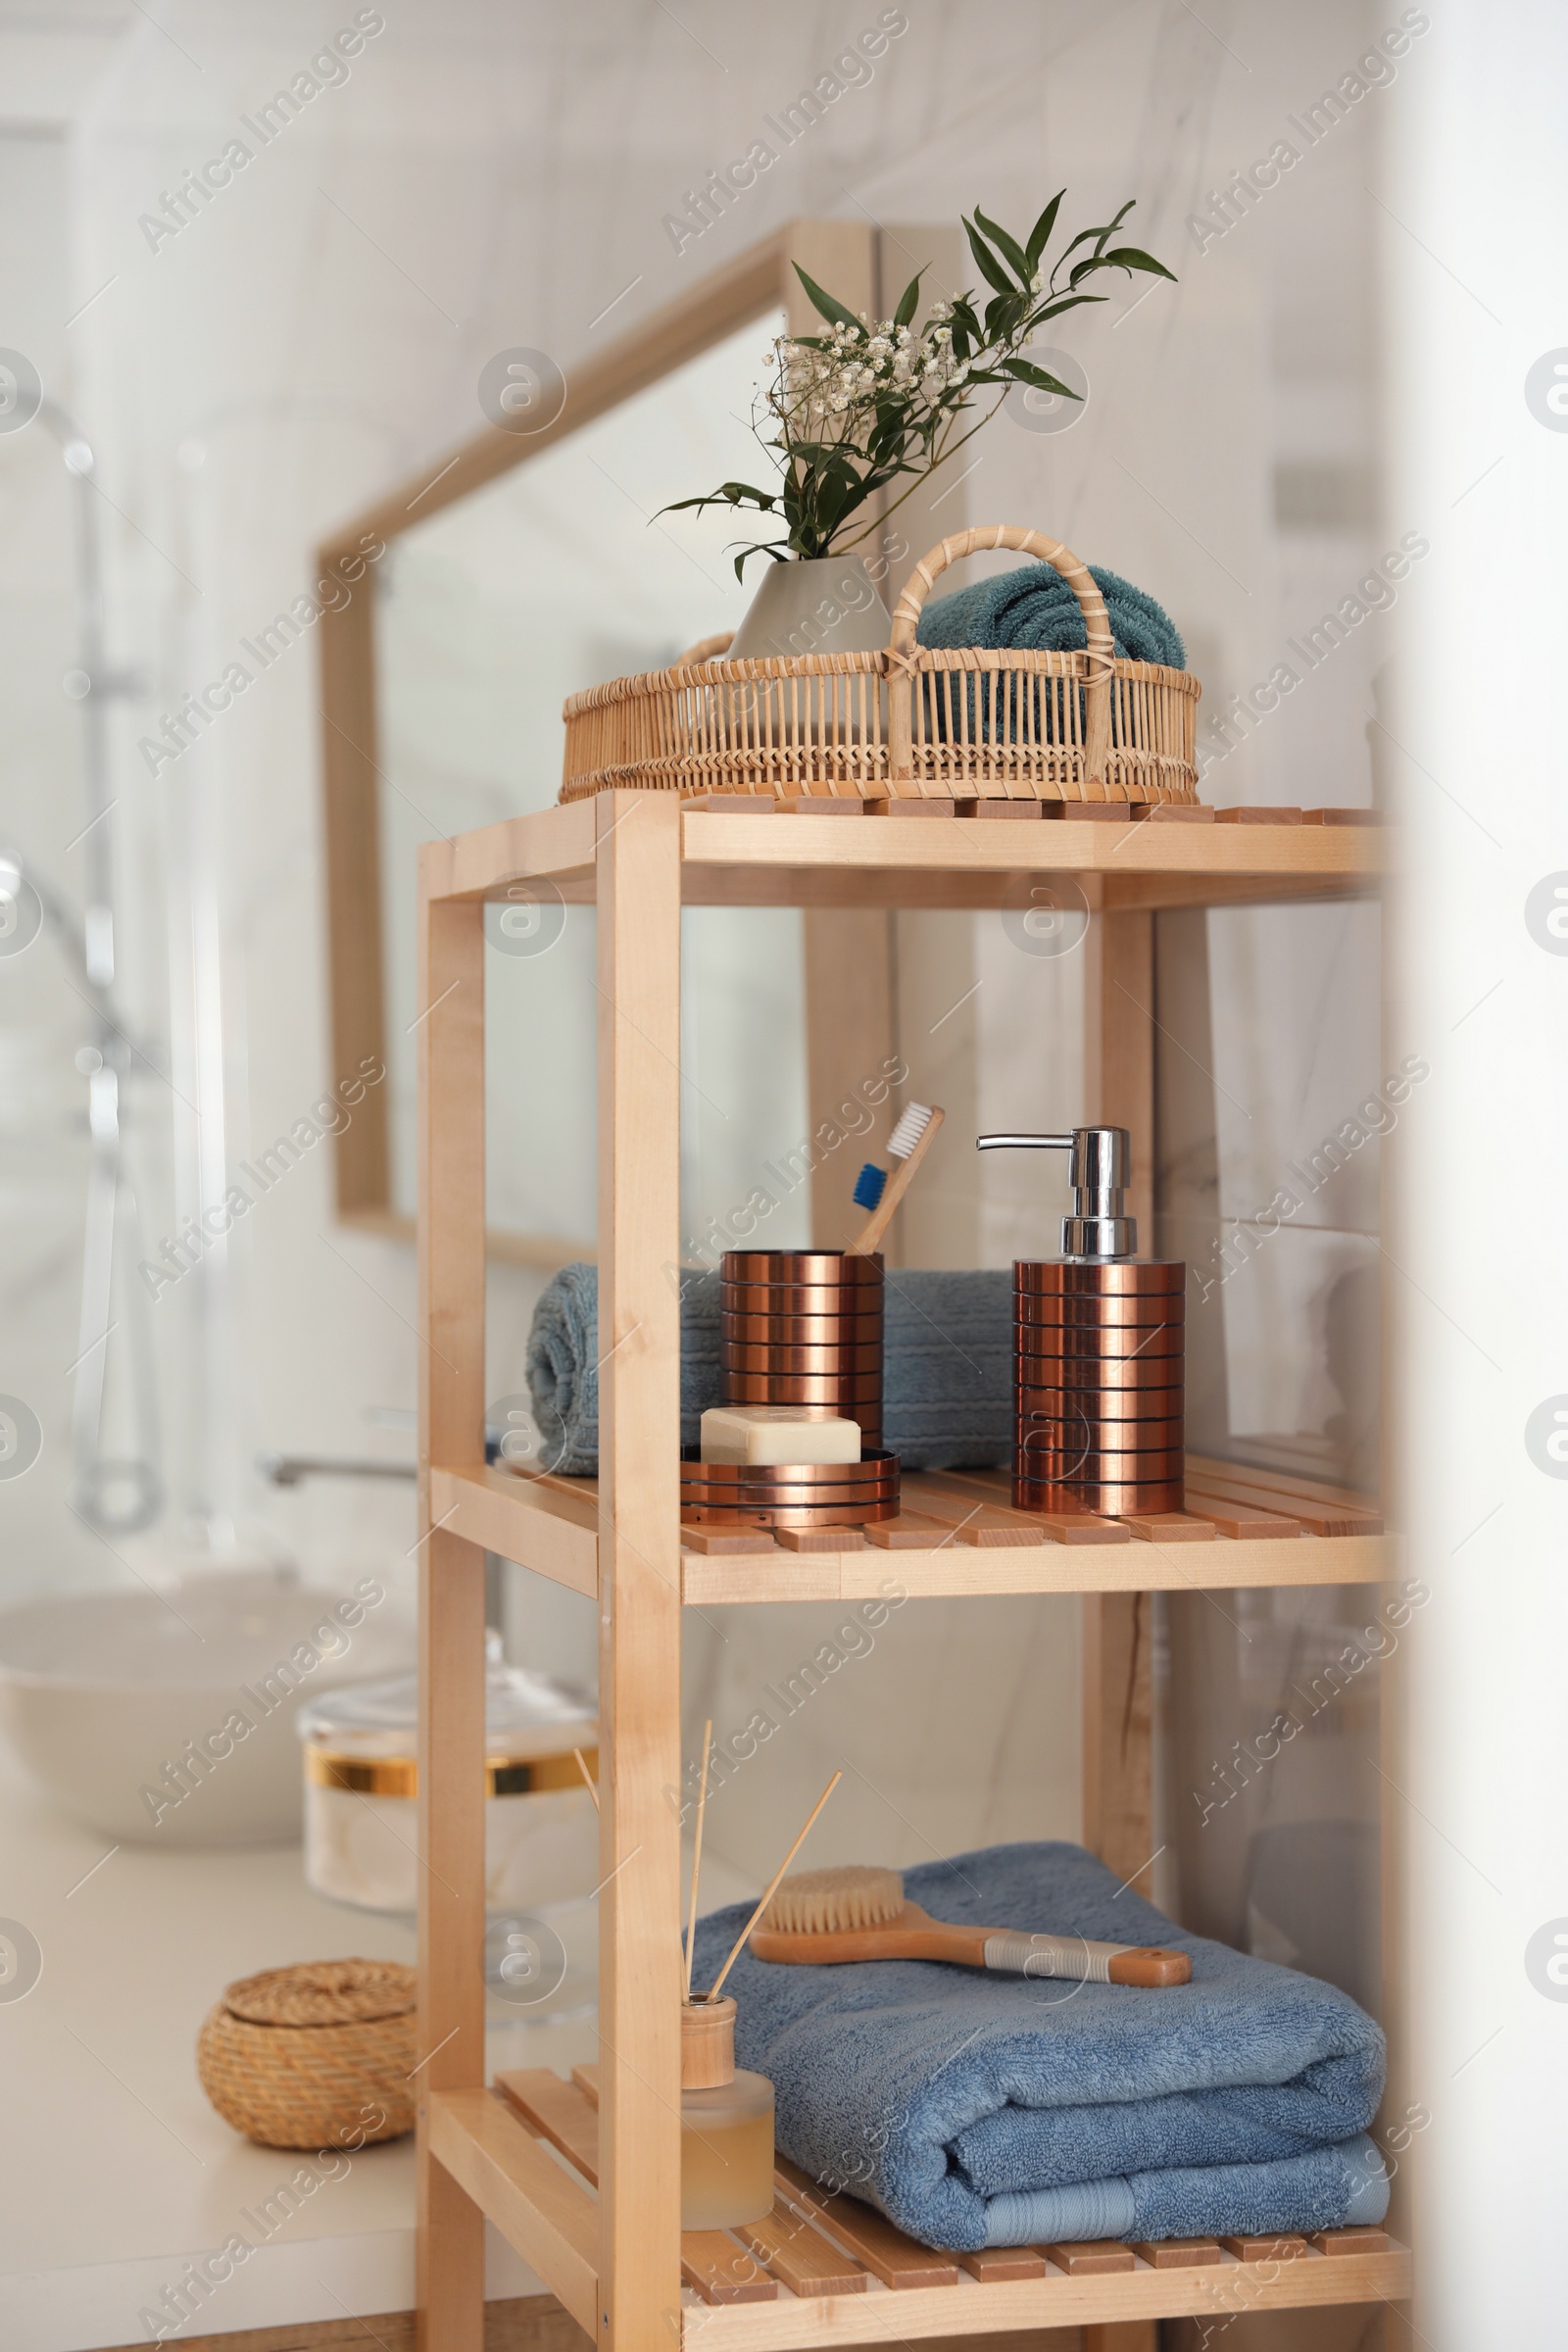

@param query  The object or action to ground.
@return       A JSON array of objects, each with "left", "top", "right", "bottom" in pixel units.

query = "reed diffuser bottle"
[
  {"left": 680, "top": 1996, "right": 775, "bottom": 2230},
  {"left": 678, "top": 1739, "right": 843, "bottom": 2230}
]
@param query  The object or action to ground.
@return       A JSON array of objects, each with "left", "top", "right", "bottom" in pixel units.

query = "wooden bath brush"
[{"left": 748, "top": 1864, "right": 1191, "bottom": 1987}]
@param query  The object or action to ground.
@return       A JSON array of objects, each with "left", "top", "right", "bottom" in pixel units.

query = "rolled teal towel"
[
  {"left": 917, "top": 560, "right": 1186, "bottom": 668},
  {"left": 695, "top": 1840, "right": 1389, "bottom": 2253},
  {"left": 524, "top": 1264, "right": 1011, "bottom": 1475}
]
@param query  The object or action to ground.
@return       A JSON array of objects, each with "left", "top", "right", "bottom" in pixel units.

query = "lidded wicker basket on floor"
[
  {"left": 196, "top": 1958, "right": 416, "bottom": 2150},
  {"left": 560, "top": 524, "right": 1200, "bottom": 807}
]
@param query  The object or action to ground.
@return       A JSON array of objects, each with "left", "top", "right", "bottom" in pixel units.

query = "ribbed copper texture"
[
  {"left": 1015, "top": 1351, "right": 1179, "bottom": 1391},
  {"left": 1016, "top": 1261, "right": 1186, "bottom": 1296},
  {"left": 1013, "top": 1293, "right": 1186, "bottom": 1328},
  {"left": 722, "top": 1311, "right": 881, "bottom": 1344},
  {"left": 720, "top": 1342, "right": 883, "bottom": 1374},
  {"left": 1018, "top": 1385, "right": 1184, "bottom": 1420},
  {"left": 1012, "top": 1254, "right": 1186, "bottom": 1515},
  {"left": 681, "top": 1447, "right": 899, "bottom": 1528},
  {"left": 1015, "top": 1324, "right": 1184, "bottom": 1362},
  {"left": 1018, "top": 1417, "right": 1186, "bottom": 1455},
  {"left": 1016, "top": 1476, "right": 1186, "bottom": 1516},
  {"left": 715, "top": 1250, "right": 891, "bottom": 1500},
  {"left": 1015, "top": 1446, "right": 1187, "bottom": 1482},
  {"left": 723, "top": 1372, "right": 884, "bottom": 1404},
  {"left": 722, "top": 1284, "right": 883, "bottom": 1315},
  {"left": 722, "top": 1251, "right": 883, "bottom": 1285}
]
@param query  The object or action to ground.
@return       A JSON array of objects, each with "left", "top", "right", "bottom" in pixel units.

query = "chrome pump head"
[{"left": 976, "top": 1126, "right": 1136, "bottom": 1260}]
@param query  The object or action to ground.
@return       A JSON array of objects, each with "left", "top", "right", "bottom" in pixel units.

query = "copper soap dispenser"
[{"left": 977, "top": 1125, "right": 1187, "bottom": 1517}]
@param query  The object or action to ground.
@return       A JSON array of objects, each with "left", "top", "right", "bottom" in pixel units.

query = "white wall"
[{"left": 1389, "top": 0, "right": 1568, "bottom": 2338}]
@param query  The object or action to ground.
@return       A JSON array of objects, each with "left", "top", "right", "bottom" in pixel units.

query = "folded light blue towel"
[
  {"left": 524, "top": 1263, "right": 1011, "bottom": 1475},
  {"left": 917, "top": 561, "right": 1186, "bottom": 669},
  {"left": 884, "top": 1266, "right": 1011, "bottom": 1467},
  {"left": 693, "top": 1841, "right": 1389, "bottom": 2252}
]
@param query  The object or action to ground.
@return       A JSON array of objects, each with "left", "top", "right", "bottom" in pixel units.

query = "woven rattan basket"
[
  {"left": 560, "top": 524, "right": 1200, "bottom": 807},
  {"left": 196, "top": 1958, "right": 416, "bottom": 2150}
]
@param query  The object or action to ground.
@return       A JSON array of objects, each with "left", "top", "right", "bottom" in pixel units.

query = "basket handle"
[
  {"left": 886, "top": 525, "right": 1114, "bottom": 792},
  {"left": 674, "top": 630, "right": 733, "bottom": 665}
]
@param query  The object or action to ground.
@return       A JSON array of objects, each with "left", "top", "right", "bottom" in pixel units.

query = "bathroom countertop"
[{"left": 0, "top": 1746, "right": 758, "bottom": 2352}]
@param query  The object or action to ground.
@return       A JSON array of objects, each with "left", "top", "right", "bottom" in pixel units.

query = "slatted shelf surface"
[
  {"left": 455, "top": 2071, "right": 1409, "bottom": 2345},
  {"left": 418, "top": 797, "right": 1390, "bottom": 917},
  {"left": 430, "top": 1456, "right": 1390, "bottom": 1601}
]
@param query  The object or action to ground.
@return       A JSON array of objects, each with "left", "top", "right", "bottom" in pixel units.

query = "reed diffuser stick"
[
  {"left": 684, "top": 1719, "right": 713, "bottom": 2002},
  {"left": 706, "top": 1768, "right": 842, "bottom": 2004},
  {"left": 573, "top": 1748, "right": 599, "bottom": 1811}
]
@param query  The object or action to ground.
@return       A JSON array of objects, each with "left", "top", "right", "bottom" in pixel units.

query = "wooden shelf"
[
  {"left": 416, "top": 785, "right": 1404, "bottom": 2349},
  {"left": 435, "top": 2076, "right": 1411, "bottom": 2347},
  {"left": 432, "top": 1460, "right": 1391, "bottom": 1602},
  {"left": 429, "top": 1462, "right": 598, "bottom": 1598},
  {"left": 419, "top": 799, "right": 1389, "bottom": 914}
]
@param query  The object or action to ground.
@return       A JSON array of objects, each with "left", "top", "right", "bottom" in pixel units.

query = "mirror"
[
  {"left": 374, "top": 311, "right": 798, "bottom": 1254},
  {"left": 319, "top": 223, "right": 880, "bottom": 1262}
]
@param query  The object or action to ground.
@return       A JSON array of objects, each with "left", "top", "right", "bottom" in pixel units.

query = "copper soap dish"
[{"left": 679, "top": 1448, "right": 901, "bottom": 1529}]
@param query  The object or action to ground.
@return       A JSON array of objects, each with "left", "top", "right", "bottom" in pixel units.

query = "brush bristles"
[
  {"left": 852, "top": 1161, "right": 887, "bottom": 1210},
  {"left": 760, "top": 1864, "right": 904, "bottom": 1935},
  {"left": 887, "top": 1102, "right": 932, "bottom": 1160}
]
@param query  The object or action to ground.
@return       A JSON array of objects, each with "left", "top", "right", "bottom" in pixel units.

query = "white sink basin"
[{"left": 0, "top": 1567, "right": 413, "bottom": 1846}]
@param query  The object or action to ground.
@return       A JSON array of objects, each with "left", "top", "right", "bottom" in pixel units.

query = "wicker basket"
[
  {"left": 560, "top": 524, "right": 1200, "bottom": 807},
  {"left": 196, "top": 1958, "right": 416, "bottom": 2150}
]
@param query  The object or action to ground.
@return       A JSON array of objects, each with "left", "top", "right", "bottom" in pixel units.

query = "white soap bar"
[{"left": 699, "top": 1406, "right": 862, "bottom": 1466}]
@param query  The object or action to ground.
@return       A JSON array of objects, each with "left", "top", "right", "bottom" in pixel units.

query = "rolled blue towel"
[
  {"left": 694, "top": 1840, "right": 1389, "bottom": 2252},
  {"left": 524, "top": 1264, "right": 1011, "bottom": 1476},
  {"left": 523, "top": 1262, "right": 722, "bottom": 1474},
  {"left": 917, "top": 560, "right": 1186, "bottom": 668}
]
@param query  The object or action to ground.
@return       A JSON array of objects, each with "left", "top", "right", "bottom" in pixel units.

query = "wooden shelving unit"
[{"left": 415, "top": 797, "right": 1405, "bottom": 2352}]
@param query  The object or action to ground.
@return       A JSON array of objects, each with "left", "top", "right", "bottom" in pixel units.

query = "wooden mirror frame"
[{"left": 315, "top": 218, "right": 890, "bottom": 1262}]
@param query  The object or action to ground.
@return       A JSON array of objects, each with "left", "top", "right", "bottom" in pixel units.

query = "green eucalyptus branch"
[{"left": 659, "top": 195, "right": 1175, "bottom": 577}]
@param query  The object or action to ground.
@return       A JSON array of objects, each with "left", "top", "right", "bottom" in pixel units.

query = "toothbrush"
[{"left": 848, "top": 1102, "right": 945, "bottom": 1255}]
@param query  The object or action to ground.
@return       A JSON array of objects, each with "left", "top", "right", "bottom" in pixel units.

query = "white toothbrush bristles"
[{"left": 887, "top": 1101, "right": 932, "bottom": 1159}]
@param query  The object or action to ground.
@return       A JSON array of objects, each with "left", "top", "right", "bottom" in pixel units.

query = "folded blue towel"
[
  {"left": 917, "top": 561, "right": 1186, "bottom": 669},
  {"left": 693, "top": 1840, "right": 1389, "bottom": 2252},
  {"left": 524, "top": 1263, "right": 1011, "bottom": 1476},
  {"left": 883, "top": 1267, "right": 1011, "bottom": 1468}
]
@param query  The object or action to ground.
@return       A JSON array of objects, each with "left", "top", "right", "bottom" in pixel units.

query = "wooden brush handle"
[
  {"left": 750, "top": 1902, "right": 1192, "bottom": 1987},
  {"left": 847, "top": 1108, "right": 945, "bottom": 1255},
  {"left": 982, "top": 1930, "right": 1190, "bottom": 1987},
  {"left": 1106, "top": 1947, "right": 1190, "bottom": 1987}
]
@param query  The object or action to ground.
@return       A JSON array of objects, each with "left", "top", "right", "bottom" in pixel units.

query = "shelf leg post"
[
  {"left": 596, "top": 790, "right": 684, "bottom": 2352},
  {"left": 1082, "top": 905, "right": 1156, "bottom": 1894},
  {"left": 803, "top": 907, "right": 898, "bottom": 1249},
  {"left": 416, "top": 872, "right": 488, "bottom": 2352}
]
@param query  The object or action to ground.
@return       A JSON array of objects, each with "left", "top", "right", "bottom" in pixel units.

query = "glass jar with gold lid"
[{"left": 296, "top": 1633, "right": 597, "bottom": 1917}]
